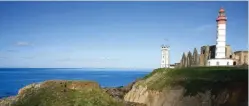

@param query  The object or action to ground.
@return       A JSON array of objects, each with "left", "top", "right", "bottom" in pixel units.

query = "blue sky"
[{"left": 0, "top": 1, "right": 247, "bottom": 68}]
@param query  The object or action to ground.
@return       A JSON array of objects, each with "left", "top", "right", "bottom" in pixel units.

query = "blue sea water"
[{"left": 0, "top": 68, "right": 150, "bottom": 98}]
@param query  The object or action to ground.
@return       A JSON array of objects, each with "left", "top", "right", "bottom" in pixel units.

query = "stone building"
[
  {"left": 199, "top": 45, "right": 232, "bottom": 66},
  {"left": 179, "top": 46, "right": 247, "bottom": 68},
  {"left": 232, "top": 51, "right": 248, "bottom": 65},
  {"left": 180, "top": 53, "right": 187, "bottom": 67},
  {"left": 192, "top": 48, "right": 199, "bottom": 66},
  {"left": 187, "top": 51, "right": 192, "bottom": 67}
]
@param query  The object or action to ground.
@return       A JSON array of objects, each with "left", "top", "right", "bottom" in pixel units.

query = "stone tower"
[
  {"left": 187, "top": 51, "right": 192, "bottom": 67},
  {"left": 161, "top": 45, "right": 170, "bottom": 68},
  {"left": 192, "top": 48, "right": 199, "bottom": 66}
]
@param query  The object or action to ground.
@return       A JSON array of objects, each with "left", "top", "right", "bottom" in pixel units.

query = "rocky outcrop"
[
  {"left": 104, "top": 79, "right": 138, "bottom": 100},
  {"left": 104, "top": 79, "right": 146, "bottom": 106},
  {"left": 125, "top": 84, "right": 247, "bottom": 106}
]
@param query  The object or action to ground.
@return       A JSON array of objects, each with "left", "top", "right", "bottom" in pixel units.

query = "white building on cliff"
[
  {"left": 207, "top": 8, "right": 234, "bottom": 66},
  {"left": 161, "top": 45, "right": 170, "bottom": 68}
]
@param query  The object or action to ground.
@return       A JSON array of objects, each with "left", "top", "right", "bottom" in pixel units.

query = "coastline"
[{"left": 0, "top": 66, "right": 247, "bottom": 106}]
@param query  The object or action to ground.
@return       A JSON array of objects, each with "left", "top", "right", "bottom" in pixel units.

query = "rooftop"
[{"left": 234, "top": 51, "right": 248, "bottom": 53}]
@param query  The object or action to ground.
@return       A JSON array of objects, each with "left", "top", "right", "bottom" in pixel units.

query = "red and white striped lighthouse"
[
  {"left": 215, "top": 7, "right": 227, "bottom": 59},
  {"left": 207, "top": 7, "right": 233, "bottom": 66}
]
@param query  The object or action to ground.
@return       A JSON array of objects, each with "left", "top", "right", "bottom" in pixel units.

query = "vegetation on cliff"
[
  {"left": 140, "top": 66, "right": 248, "bottom": 96},
  {"left": 6, "top": 80, "right": 122, "bottom": 106},
  {"left": 125, "top": 66, "right": 248, "bottom": 106}
]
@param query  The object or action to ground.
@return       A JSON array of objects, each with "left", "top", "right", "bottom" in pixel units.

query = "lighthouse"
[
  {"left": 161, "top": 45, "right": 170, "bottom": 68},
  {"left": 207, "top": 7, "right": 233, "bottom": 66},
  {"left": 216, "top": 7, "right": 227, "bottom": 59}
]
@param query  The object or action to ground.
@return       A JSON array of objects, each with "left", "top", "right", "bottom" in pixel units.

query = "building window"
[
  {"left": 163, "top": 56, "right": 164, "bottom": 58},
  {"left": 208, "top": 62, "right": 210, "bottom": 66},
  {"left": 216, "top": 62, "right": 219, "bottom": 66},
  {"left": 227, "top": 62, "right": 229, "bottom": 66},
  {"left": 162, "top": 61, "right": 164, "bottom": 63},
  {"left": 233, "top": 61, "right": 236, "bottom": 65}
]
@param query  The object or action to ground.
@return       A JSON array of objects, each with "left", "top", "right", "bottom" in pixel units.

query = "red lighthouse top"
[
  {"left": 219, "top": 7, "right": 225, "bottom": 12},
  {"left": 216, "top": 7, "right": 227, "bottom": 23}
]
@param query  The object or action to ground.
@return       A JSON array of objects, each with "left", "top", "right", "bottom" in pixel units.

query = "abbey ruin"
[{"left": 177, "top": 45, "right": 248, "bottom": 68}]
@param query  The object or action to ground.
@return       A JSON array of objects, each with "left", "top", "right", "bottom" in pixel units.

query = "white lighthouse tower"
[
  {"left": 207, "top": 7, "right": 233, "bottom": 66},
  {"left": 216, "top": 7, "right": 227, "bottom": 59},
  {"left": 161, "top": 45, "right": 170, "bottom": 68}
]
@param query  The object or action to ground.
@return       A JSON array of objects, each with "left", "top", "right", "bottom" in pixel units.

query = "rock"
[
  {"left": 103, "top": 78, "right": 147, "bottom": 106},
  {"left": 104, "top": 78, "right": 142, "bottom": 101}
]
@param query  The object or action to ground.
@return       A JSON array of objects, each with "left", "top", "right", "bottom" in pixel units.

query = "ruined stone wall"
[
  {"left": 233, "top": 51, "right": 248, "bottom": 65},
  {"left": 179, "top": 45, "right": 234, "bottom": 67}
]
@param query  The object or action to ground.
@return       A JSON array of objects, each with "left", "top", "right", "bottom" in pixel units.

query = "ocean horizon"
[{"left": 0, "top": 68, "right": 150, "bottom": 98}]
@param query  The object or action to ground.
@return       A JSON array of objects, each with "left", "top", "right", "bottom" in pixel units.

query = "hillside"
[
  {"left": 125, "top": 66, "right": 248, "bottom": 106},
  {"left": 0, "top": 80, "right": 144, "bottom": 106}
]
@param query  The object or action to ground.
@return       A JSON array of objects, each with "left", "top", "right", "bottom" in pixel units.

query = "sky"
[{"left": 0, "top": 1, "right": 248, "bottom": 69}]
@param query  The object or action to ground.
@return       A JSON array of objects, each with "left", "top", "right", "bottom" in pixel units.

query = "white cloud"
[
  {"left": 16, "top": 41, "right": 31, "bottom": 46},
  {"left": 99, "top": 56, "right": 119, "bottom": 60}
]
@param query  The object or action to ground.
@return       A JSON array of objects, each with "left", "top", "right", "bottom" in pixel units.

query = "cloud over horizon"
[{"left": 15, "top": 41, "right": 32, "bottom": 46}]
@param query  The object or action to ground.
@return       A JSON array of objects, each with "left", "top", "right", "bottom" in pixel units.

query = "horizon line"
[{"left": 0, "top": 67, "right": 154, "bottom": 70}]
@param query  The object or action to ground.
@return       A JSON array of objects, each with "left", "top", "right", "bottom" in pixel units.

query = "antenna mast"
[{"left": 164, "top": 38, "right": 169, "bottom": 47}]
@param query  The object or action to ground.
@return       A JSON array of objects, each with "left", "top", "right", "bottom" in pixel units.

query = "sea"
[{"left": 0, "top": 68, "right": 150, "bottom": 99}]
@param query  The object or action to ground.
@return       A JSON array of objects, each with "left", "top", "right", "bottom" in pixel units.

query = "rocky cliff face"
[
  {"left": 125, "top": 84, "right": 247, "bottom": 106},
  {"left": 104, "top": 79, "right": 146, "bottom": 106},
  {"left": 124, "top": 67, "right": 248, "bottom": 106}
]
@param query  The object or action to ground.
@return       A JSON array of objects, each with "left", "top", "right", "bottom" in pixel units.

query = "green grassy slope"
[
  {"left": 12, "top": 80, "right": 122, "bottom": 106},
  {"left": 140, "top": 66, "right": 248, "bottom": 96}
]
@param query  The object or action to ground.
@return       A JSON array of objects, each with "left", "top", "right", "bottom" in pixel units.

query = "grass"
[
  {"left": 12, "top": 80, "right": 122, "bottom": 106},
  {"left": 140, "top": 66, "right": 248, "bottom": 96}
]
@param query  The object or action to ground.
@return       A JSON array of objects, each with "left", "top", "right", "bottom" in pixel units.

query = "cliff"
[
  {"left": 124, "top": 67, "right": 248, "bottom": 106},
  {"left": 0, "top": 80, "right": 144, "bottom": 106}
]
